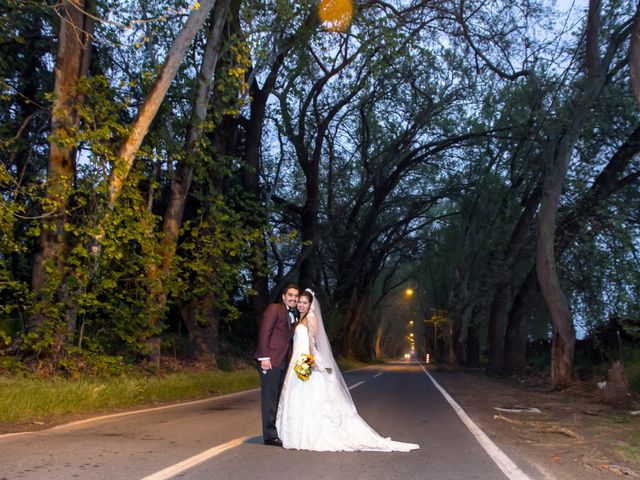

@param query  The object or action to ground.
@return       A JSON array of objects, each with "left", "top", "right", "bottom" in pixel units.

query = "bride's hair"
[{"left": 299, "top": 289, "right": 313, "bottom": 306}]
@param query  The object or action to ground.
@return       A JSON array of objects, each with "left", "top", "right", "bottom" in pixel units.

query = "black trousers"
[{"left": 258, "top": 360, "right": 287, "bottom": 441}]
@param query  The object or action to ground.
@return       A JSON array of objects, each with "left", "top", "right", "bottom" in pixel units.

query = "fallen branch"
[{"left": 493, "top": 414, "right": 583, "bottom": 441}]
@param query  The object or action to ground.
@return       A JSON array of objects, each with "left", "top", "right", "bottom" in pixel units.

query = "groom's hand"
[{"left": 260, "top": 359, "right": 272, "bottom": 372}]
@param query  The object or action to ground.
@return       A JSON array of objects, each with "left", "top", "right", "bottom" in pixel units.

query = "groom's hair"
[{"left": 282, "top": 283, "right": 300, "bottom": 295}]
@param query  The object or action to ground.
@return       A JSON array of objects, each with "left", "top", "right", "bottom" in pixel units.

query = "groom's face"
[{"left": 282, "top": 288, "right": 299, "bottom": 309}]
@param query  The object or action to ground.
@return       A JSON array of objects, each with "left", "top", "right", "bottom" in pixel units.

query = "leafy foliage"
[{"left": 0, "top": 0, "right": 638, "bottom": 378}]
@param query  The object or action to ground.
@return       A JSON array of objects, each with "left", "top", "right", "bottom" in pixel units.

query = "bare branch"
[
  {"left": 628, "top": 4, "right": 640, "bottom": 108},
  {"left": 457, "top": 0, "right": 533, "bottom": 81}
]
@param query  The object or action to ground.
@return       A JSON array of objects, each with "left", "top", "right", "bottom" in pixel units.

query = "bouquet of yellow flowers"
[{"left": 293, "top": 353, "right": 314, "bottom": 381}]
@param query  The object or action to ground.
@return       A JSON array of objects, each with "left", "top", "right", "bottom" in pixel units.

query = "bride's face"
[{"left": 297, "top": 296, "right": 310, "bottom": 315}]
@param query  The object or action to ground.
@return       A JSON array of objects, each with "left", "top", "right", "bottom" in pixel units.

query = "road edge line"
[{"left": 419, "top": 364, "right": 532, "bottom": 480}]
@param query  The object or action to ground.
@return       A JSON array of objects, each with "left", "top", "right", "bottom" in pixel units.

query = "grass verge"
[
  {"left": 338, "top": 357, "right": 371, "bottom": 371},
  {"left": 0, "top": 369, "right": 259, "bottom": 425},
  {"left": 0, "top": 358, "right": 376, "bottom": 428}
]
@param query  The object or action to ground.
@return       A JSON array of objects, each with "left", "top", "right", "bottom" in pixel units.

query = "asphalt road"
[{"left": 0, "top": 363, "right": 541, "bottom": 480}]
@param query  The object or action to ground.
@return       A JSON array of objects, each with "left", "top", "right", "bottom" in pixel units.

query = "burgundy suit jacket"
[{"left": 255, "top": 303, "right": 293, "bottom": 367}]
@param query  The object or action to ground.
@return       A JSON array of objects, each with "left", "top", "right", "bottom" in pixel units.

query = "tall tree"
[
  {"left": 504, "top": 124, "right": 640, "bottom": 373},
  {"left": 31, "top": 0, "right": 95, "bottom": 349},
  {"left": 536, "top": 0, "right": 633, "bottom": 388}
]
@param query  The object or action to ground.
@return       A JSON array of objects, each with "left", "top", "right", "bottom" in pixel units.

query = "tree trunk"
[
  {"left": 487, "top": 286, "right": 510, "bottom": 372},
  {"left": 341, "top": 289, "right": 368, "bottom": 359},
  {"left": 373, "top": 321, "right": 384, "bottom": 360},
  {"left": 537, "top": 137, "right": 576, "bottom": 388},
  {"left": 446, "top": 267, "right": 470, "bottom": 366},
  {"left": 465, "top": 327, "right": 481, "bottom": 367},
  {"left": 179, "top": 296, "right": 221, "bottom": 363},
  {"left": 445, "top": 320, "right": 456, "bottom": 365},
  {"left": 298, "top": 177, "right": 320, "bottom": 289},
  {"left": 296, "top": 134, "right": 324, "bottom": 291},
  {"left": 31, "top": 0, "right": 94, "bottom": 348},
  {"left": 504, "top": 269, "right": 538, "bottom": 373},
  {"left": 488, "top": 185, "right": 541, "bottom": 373},
  {"left": 454, "top": 302, "right": 474, "bottom": 365}
]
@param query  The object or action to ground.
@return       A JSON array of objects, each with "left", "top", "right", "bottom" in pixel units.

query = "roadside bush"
[{"left": 625, "top": 349, "right": 640, "bottom": 394}]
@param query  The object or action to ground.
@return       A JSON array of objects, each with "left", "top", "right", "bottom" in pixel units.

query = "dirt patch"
[{"left": 434, "top": 369, "right": 640, "bottom": 480}]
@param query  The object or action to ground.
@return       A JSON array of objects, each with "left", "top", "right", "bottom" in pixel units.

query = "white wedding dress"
[{"left": 275, "top": 300, "right": 419, "bottom": 452}]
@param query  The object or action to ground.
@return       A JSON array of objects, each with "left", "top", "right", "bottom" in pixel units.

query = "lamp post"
[{"left": 425, "top": 309, "right": 450, "bottom": 365}]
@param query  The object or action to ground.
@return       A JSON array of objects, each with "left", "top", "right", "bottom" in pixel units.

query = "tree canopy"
[{"left": 0, "top": 0, "right": 638, "bottom": 385}]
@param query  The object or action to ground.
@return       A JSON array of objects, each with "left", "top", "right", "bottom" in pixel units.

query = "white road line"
[
  {"left": 0, "top": 431, "right": 33, "bottom": 441},
  {"left": 373, "top": 372, "right": 383, "bottom": 378},
  {"left": 419, "top": 364, "right": 532, "bottom": 480},
  {"left": 140, "top": 436, "right": 250, "bottom": 480},
  {"left": 140, "top": 375, "right": 369, "bottom": 479}
]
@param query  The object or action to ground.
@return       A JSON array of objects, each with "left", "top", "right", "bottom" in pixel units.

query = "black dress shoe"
[{"left": 264, "top": 438, "right": 283, "bottom": 447}]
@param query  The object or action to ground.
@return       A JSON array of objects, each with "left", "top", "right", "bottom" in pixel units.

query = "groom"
[{"left": 255, "top": 284, "right": 299, "bottom": 446}]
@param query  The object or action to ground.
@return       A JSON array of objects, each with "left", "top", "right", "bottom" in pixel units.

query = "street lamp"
[{"left": 403, "top": 287, "right": 428, "bottom": 362}]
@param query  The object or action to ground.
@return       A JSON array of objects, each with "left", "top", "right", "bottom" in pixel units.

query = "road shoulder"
[{"left": 432, "top": 368, "right": 640, "bottom": 480}]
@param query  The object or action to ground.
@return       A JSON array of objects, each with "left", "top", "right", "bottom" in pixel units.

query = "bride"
[{"left": 275, "top": 289, "right": 419, "bottom": 452}]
